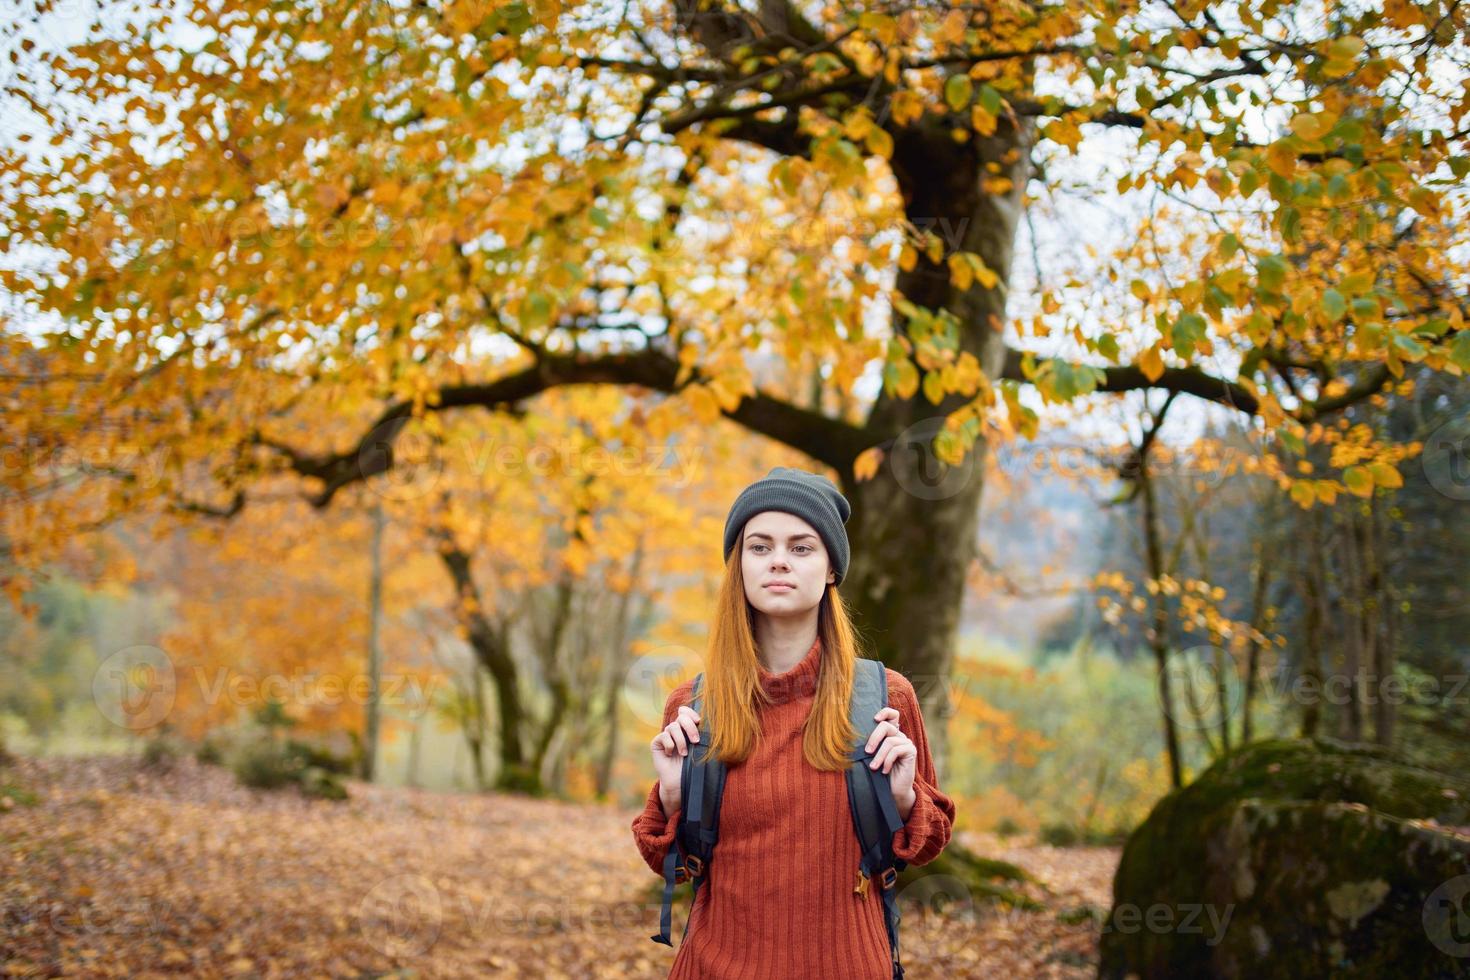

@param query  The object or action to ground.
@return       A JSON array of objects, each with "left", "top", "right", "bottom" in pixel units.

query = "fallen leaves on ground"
[{"left": 1, "top": 755, "right": 1116, "bottom": 978}]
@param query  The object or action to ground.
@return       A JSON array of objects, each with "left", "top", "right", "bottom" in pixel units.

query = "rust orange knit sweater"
[{"left": 630, "top": 634, "right": 957, "bottom": 979}]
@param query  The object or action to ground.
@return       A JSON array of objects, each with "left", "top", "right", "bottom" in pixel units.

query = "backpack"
[{"left": 649, "top": 657, "right": 909, "bottom": 980}]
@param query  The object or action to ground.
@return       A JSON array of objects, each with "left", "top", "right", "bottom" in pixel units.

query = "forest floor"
[{"left": 1, "top": 754, "right": 1119, "bottom": 979}]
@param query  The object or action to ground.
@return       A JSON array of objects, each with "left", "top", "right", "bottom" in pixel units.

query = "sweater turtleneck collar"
[{"left": 756, "top": 633, "right": 823, "bottom": 705}]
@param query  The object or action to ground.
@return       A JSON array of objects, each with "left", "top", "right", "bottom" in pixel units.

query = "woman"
[{"left": 631, "top": 466, "right": 957, "bottom": 978}]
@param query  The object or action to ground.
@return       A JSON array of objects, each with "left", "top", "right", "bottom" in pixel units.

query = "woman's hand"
[
  {"left": 866, "top": 706, "right": 917, "bottom": 812},
  {"left": 651, "top": 704, "right": 701, "bottom": 816}
]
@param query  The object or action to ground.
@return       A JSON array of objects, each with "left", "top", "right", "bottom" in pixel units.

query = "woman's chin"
[{"left": 749, "top": 592, "right": 815, "bottom": 615}]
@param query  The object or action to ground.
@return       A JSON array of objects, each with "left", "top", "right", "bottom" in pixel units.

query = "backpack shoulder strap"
[
  {"left": 651, "top": 672, "right": 725, "bottom": 948},
  {"left": 652, "top": 660, "right": 909, "bottom": 980},
  {"left": 846, "top": 657, "right": 908, "bottom": 980}
]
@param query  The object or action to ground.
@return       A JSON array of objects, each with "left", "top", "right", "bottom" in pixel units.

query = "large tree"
[{"left": 3, "top": 0, "right": 1467, "bottom": 771}]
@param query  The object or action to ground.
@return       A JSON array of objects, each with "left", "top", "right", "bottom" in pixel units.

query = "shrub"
[
  {"left": 194, "top": 736, "right": 224, "bottom": 766},
  {"left": 229, "top": 734, "right": 348, "bottom": 800},
  {"left": 994, "top": 816, "right": 1023, "bottom": 838},
  {"left": 283, "top": 737, "right": 354, "bottom": 776},
  {"left": 140, "top": 733, "right": 182, "bottom": 770},
  {"left": 1039, "top": 822, "right": 1080, "bottom": 847}
]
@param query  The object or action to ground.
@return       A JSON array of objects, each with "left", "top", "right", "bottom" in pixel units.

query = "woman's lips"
[{"left": 765, "top": 583, "right": 795, "bottom": 591}]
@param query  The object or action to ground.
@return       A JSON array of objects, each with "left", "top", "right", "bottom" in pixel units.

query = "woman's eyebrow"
[{"left": 747, "top": 532, "right": 818, "bottom": 541}]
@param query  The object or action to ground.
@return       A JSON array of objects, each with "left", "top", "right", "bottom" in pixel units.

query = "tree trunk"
[
  {"left": 841, "top": 471, "right": 985, "bottom": 777},
  {"left": 529, "top": 575, "right": 575, "bottom": 790},
  {"left": 1366, "top": 496, "right": 1395, "bottom": 745},
  {"left": 596, "top": 543, "right": 650, "bottom": 799},
  {"left": 840, "top": 106, "right": 1033, "bottom": 776},
  {"left": 406, "top": 713, "right": 423, "bottom": 788},
  {"left": 1299, "top": 508, "right": 1326, "bottom": 738},
  {"left": 1137, "top": 436, "right": 1184, "bottom": 788},
  {"left": 1240, "top": 539, "right": 1273, "bottom": 745},
  {"left": 468, "top": 663, "right": 487, "bottom": 790},
  {"left": 1340, "top": 506, "right": 1366, "bottom": 741},
  {"left": 362, "top": 501, "right": 385, "bottom": 782},
  {"left": 435, "top": 540, "right": 536, "bottom": 792}
]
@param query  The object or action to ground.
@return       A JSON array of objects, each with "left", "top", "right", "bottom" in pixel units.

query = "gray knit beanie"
[{"left": 722, "top": 466, "right": 852, "bottom": 586}]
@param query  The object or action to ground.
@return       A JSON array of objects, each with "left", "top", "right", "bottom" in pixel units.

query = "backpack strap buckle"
[
  {"left": 684, "top": 854, "right": 704, "bottom": 877},
  {"left": 878, "top": 866, "right": 898, "bottom": 890}
]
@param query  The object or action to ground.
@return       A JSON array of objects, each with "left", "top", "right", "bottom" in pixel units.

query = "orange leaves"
[
  {"left": 840, "top": 106, "right": 893, "bottom": 159},
  {"left": 889, "top": 89, "right": 926, "bottom": 127},
  {"left": 1264, "top": 139, "right": 1298, "bottom": 179},
  {"left": 853, "top": 446, "right": 884, "bottom": 482},
  {"left": 1041, "top": 117, "right": 1083, "bottom": 152},
  {"left": 937, "top": 9, "right": 969, "bottom": 46},
  {"left": 1320, "top": 35, "right": 1367, "bottom": 78},
  {"left": 1341, "top": 462, "right": 1403, "bottom": 498},
  {"left": 682, "top": 371, "right": 751, "bottom": 423},
  {"left": 1289, "top": 111, "right": 1335, "bottom": 142},
  {"left": 1138, "top": 344, "right": 1165, "bottom": 383},
  {"left": 884, "top": 353, "right": 920, "bottom": 400},
  {"left": 947, "top": 250, "right": 1000, "bottom": 291}
]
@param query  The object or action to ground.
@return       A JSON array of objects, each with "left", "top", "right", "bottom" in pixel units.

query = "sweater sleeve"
[
  {"left": 631, "top": 678, "right": 695, "bottom": 876},
  {"left": 884, "top": 668, "right": 956, "bottom": 867}
]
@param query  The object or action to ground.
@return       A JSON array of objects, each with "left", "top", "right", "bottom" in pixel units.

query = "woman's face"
[{"left": 740, "top": 510, "right": 833, "bottom": 616}]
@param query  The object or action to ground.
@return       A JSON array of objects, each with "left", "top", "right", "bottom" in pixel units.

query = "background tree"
[{"left": 2, "top": 0, "right": 1466, "bottom": 777}]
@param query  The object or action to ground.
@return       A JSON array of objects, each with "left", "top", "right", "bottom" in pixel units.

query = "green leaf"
[
  {"left": 944, "top": 74, "right": 972, "bottom": 112},
  {"left": 1392, "top": 333, "right": 1425, "bottom": 358},
  {"left": 1320, "top": 288, "right": 1347, "bottom": 322},
  {"left": 1343, "top": 465, "right": 1373, "bottom": 497},
  {"left": 1449, "top": 332, "right": 1470, "bottom": 372},
  {"left": 1279, "top": 205, "right": 1301, "bottom": 243},
  {"left": 979, "top": 85, "right": 1003, "bottom": 115},
  {"left": 1278, "top": 426, "right": 1305, "bottom": 455},
  {"left": 922, "top": 370, "right": 944, "bottom": 405},
  {"left": 522, "top": 291, "right": 552, "bottom": 328},
  {"left": 492, "top": 1, "right": 532, "bottom": 36},
  {"left": 1257, "top": 254, "right": 1288, "bottom": 292},
  {"left": 1351, "top": 296, "right": 1380, "bottom": 321},
  {"left": 1170, "top": 312, "right": 1207, "bottom": 356}
]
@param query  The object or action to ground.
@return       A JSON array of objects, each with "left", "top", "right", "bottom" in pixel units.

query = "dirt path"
[{"left": 1, "top": 755, "right": 1118, "bottom": 978}]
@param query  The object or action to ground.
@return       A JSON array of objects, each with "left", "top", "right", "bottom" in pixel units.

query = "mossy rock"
[
  {"left": 1099, "top": 736, "right": 1470, "bottom": 980},
  {"left": 897, "top": 841, "right": 1045, "bottom": 912}
]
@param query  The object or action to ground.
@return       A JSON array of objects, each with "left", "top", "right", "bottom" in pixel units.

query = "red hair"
[{"left": 698, "top": 533, "right": 869, "bottom": 772}]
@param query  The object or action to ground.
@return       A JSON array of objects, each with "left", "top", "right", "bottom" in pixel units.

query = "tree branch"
[
  {"left": 1001, "top": 346, "right": 1261, "bottom": 415},
  {"left": 257, "top": 348, "right": 869, "bottom": 508}
]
